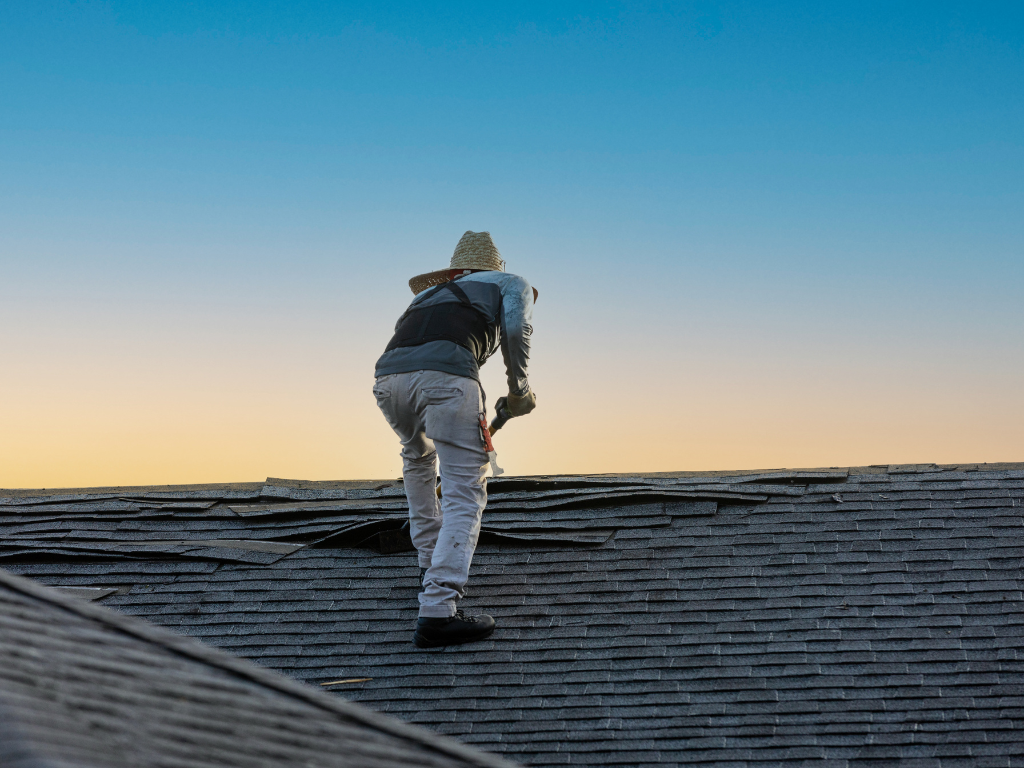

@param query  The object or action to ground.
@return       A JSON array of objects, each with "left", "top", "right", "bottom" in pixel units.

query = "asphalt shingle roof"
[
  {"left": 0, "top": 568, "right": 517, "bottom": 768},
  {"left": 3, "top": 463, "right": 1023, "bottom": 767}
]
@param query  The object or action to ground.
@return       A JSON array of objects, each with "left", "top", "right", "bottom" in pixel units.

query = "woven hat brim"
[{"left": 409, "top": 269, "right": 450, "bottom": 295}]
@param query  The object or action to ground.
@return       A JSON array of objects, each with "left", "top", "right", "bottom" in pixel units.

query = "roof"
[
  {"left": 3, "top": 463, "right": 1024, "bottom": 766},
  {"left": 0, "top": 568, "right": 517, "bottom": 768}
]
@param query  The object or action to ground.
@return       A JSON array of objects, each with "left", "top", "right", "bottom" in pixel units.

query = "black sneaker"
[{"left": 413, "top": 610, "right": 496, "bottom": 648}]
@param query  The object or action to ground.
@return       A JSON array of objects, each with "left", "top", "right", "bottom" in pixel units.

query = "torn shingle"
[{"left": 52, "top": 585, "right": 120, "bottom": 600}]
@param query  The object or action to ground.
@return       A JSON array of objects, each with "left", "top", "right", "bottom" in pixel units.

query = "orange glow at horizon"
[{"left": 3, "top": 318, "right": 1020, "bottom": 489}]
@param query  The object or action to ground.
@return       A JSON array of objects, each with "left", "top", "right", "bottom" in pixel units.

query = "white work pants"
[{"left": 372, "top": 371, "right": 488, "bottom": 618}]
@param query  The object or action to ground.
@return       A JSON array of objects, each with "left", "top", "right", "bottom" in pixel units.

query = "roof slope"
[
  {"left": 0, "top": 569, "right": 517, "bottom": 768},
  {"left": 4, "top": 464, "right": 1024, "bottom": 766}
]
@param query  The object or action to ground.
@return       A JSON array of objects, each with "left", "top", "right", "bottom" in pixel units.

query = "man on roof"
[{"left": 373, "top": 231, "right": 537, "bottom": 648}]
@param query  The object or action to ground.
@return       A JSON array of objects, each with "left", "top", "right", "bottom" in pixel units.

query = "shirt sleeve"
[{"left": 498, "top": 275, "right": 534, "bottom": 394}]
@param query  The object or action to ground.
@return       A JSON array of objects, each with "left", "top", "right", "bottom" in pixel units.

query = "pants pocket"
[
  {"left": 421, "top": 387, "right": 463, "bottom": 403},
  {"left": 422, "top": 386, "right": 480, "bottom": 448},
  {"left": 373, "top": 380, "right": 397, "bottom": 427}
]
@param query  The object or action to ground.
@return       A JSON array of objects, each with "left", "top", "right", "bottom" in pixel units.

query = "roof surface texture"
[
  {"left": 3, "top": 464, "right": 1023, "bottom": 767},
  {"left": 0, "top": 569, "right": 516, "bottom": 768}
]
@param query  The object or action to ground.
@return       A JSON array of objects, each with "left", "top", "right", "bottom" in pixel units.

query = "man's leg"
[
  {"left": 409, "top": 371, "right": 495, "bottom": 647},
  {"left": 411, "top": 371, "right": 489, "bottom": 617},
  {"left": 401, "top": 450, "right": 442, "bottom": 572},
  {"left": 417, "top": 436, "right": 488, "bottom": 616},
  {"left": 373, "top": 373, "right": 441, "bottom": 574}
]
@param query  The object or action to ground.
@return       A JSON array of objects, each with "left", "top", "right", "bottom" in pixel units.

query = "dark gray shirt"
[{"left": 375, "top": 271, "right": 534, "bottom": 394}]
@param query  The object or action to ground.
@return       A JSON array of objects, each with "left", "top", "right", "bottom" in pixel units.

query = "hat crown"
[{"left": 450, "top": 231, "right": 504, "bottom": 272}]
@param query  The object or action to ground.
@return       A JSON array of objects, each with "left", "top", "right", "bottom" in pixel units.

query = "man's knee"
[{"left": 403, "top": 449, "right": 437, "bottom": 468}]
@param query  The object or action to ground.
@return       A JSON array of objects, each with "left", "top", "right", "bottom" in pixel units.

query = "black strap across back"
[{"left": 384, "top": 280, "right": 493, "bottom": 363}]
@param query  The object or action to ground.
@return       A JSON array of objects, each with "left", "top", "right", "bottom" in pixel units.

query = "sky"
[{"left": 1, "top": 1, "right": 1022, "bottom": 488}]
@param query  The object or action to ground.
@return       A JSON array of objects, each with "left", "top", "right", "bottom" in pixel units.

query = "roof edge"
[{"left": 5, "top": 462, "right": 1023, "bottom": 496}]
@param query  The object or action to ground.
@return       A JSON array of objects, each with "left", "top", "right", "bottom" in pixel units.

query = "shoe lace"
[{"left": 453, "top": 610, "right": 476, "bottom": 623}]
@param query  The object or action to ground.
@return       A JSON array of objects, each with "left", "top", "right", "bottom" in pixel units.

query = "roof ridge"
[
  {"left": 0, "top": 569, "right": 518, "bottom": 768},
  {"left": 6, "top": 463, "right": 1024, "bottom": 499}
]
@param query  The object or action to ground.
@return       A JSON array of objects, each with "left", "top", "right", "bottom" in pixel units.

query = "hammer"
[{"left": 488, "top": 397, "right": 513, "bottom": 436}]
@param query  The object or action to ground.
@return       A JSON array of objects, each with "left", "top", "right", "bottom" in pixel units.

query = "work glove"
[{"left": 506, "top": 389, "right": 537, "bottom": 417}]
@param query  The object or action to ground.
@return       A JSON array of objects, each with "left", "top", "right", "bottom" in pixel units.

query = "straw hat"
[{"left": 409, "top": 231, "right": 506, "bottom": 294}]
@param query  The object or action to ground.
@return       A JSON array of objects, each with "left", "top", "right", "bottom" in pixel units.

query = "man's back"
[{"left": 375, "top": 269, "right": 534, "bottom": 395}]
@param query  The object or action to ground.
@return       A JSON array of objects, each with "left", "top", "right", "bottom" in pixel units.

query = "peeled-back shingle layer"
[{"left": 3, "top": 464, "right": 1024, "bottom": 767}]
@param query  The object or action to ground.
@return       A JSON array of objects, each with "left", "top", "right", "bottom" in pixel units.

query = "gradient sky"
[{"left": 2, "top": 1, "right": 1022, "bottom": 488}]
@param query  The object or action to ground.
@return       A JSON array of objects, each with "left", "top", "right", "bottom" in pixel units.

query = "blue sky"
[{"left": 2, "top": 2, "right": 1022, "bottom": 485}]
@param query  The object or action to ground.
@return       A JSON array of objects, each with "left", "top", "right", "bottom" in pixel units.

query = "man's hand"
[{"left": 506, "top": 390, "right": 537, "bottom": 417}]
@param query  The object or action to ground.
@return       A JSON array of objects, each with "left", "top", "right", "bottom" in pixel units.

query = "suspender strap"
[
  {"left": 394, "top": 279, "right": 473, "bottom": 324},
  {"left": 443, "top": 279, "right": 474, "bottom": 309}
]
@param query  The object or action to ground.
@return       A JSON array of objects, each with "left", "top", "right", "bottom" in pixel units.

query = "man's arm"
[{"left": 498, "top": 274, "right": 534, "bottom": 397}]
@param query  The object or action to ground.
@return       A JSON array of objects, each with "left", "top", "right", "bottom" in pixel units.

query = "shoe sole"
[{"left": 413, "top": 625, "right": 495, "bottom": 648}]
